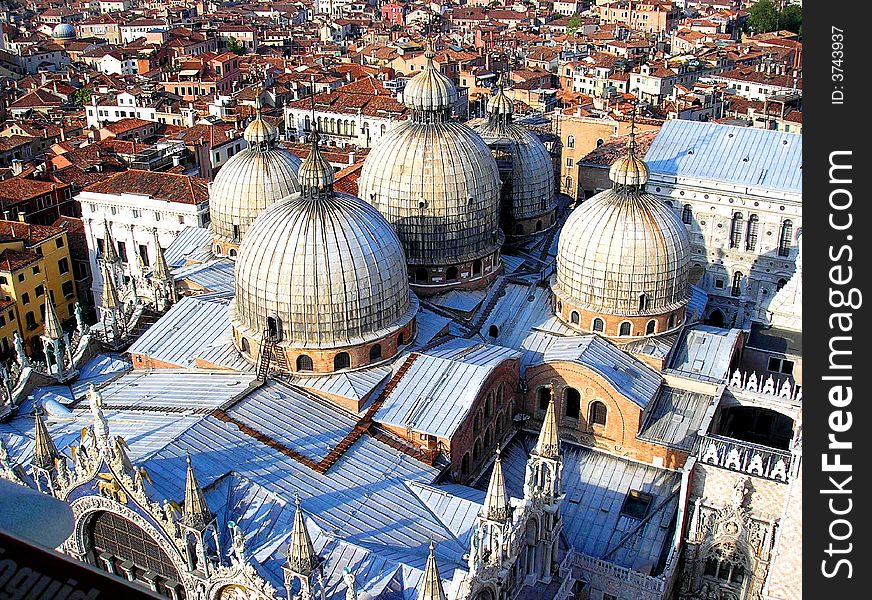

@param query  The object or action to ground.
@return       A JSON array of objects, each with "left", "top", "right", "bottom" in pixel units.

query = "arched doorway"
[{"left": 707, "top": 309, "right": 725, "bottom": 327}]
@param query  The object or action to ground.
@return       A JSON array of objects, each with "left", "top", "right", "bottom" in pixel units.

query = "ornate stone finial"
[
  {"left": 534, "top": 388, "right": 560, "bottom": 459},
  {"left": 32, "top": 403, "right": 60, "bottom": 471},
  {"left": 424, "top": 38, "right": 436, "bottom": 61},
  {"left": 298, "top": 124, "right": 334, "bottom": 198},
  {"left": 101, "top": 261, "right": 121, "bottom": 311},
  {"left": 483, "top": 446, "right": 509, "bottom": 522},
  {"left": 731, "top": 477, "right": 751, "bottom": 510},
  {"left": 42, "top": 291, "right": 64, "bottom": 342},
  {"left": 420, "top": 540, "right": 447, "bottom": 600},
  {"left": 181, "top": 452, "right": 213, "bottom": 530},
  {"left": 151, "top": 228, "right": 171, "bottom": 283},
  {"left": 288, "top": 494, "right": 318, "bottom": 575}
]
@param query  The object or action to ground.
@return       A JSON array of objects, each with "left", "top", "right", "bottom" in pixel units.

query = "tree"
[
  {"left": 778, "top": 5, "right": 803, "bottom": 35},
  {"left": 226, "top": 36, "right": 245, "bottom": 56},
  {"left": 567, "top": 13, "right": 582, "bottom": 35},
  {"left": 746, "top": 0, "right": 779, "bottom": 34},
  {"left": 72, "top": 87, "right": 92, "bottom": 107}
]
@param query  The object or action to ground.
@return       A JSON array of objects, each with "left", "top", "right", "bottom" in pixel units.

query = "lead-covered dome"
[
  {"left": 473, "top": 85, "right": 556, "bottom": 236},
  {"left": 358, "top": 40, "right": 503, "bottom": 293},
  {"left": 52, "top": 23, "right": 76, "bottom": 40},
  {"left": 209, "top": 106, "right": 301, "bottom": 255},
  {"left": 231, "top": 133, "right": 417, "bottom": 373},
  {"left": 554, "top": 132, "right": 691, "bottom": 338}
]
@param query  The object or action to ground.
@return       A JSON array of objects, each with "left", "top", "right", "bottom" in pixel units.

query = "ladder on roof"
[{"left": 256, "top": 329, "right": 276, "bottom": 381}]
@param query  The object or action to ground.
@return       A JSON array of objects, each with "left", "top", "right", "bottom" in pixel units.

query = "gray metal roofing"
[
  {"left": 94, "top": 369, "right": 255, "bottom": 410},
  {"left": 487, "top": 433, "right": 680, "bottom": 573},
  {"left": 374, "top": 338, "right": 520, "bottom": 439},
  {"left": 644, "top": 120, "right": 802, "bottom": 195},
  {"left": 637, "top": 386, "right": 715, "bottom": 452},
  {"left": 128, "top": 295, "right": 235, "bottom": 368},
  {"left": 224, "top": 380, "right": 359, "bottom": 462},
  {"left": 289, "top": 364, "right": 392, "bottom": 404},
  {"left": 171, "top": 259, "right": 235, "bottom": 294},
  {"left": 666, "top": 325, "right": 740, "bottom": 383},
  {"left": 687, "top": 284, "right": 708, "bottom": 321},
  {"left": 428, "top": 287, "right": 488, "bottom": 313},
  {"left": 164, "top": 226, "right": 212, "bottom": 268},
  {"left": 543, "top": 336, "right": 662, "bottom": 409}
]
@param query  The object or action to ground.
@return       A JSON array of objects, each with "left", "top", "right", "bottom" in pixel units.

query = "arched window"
[
  {"left": 592, "top": 317, "right": 604, "bottom": 332},
  {"left": 646, "top": 319, "right": 656, "bottom": 335},
  {"left": 567, "top": 135, "right": 575, "bottom": 149},
  {"left": 619, "top": 322, "right": 632, "bottom": 336},
  {"left": 240, "top": 338, "right": 250, "bottom": 354},
  {"left": 639, "top": 294, "right": 648, "bottom": 311},
  {"left": 729, "top": 212, "right": 743, "bottom": 248},
  {"left": 731, "top": 271, "right": 744, "bottom": 297},
  {"left": 369, "top": 344, "right": 382, "bottom": 361},
  {"left": 682, "top": 204, "right": 693, "bottom": 225},
  {"left": 537, "top": 386, "right": 550, "bottom": 411},
  {"left": 535, "top": 219, "right": 543, "bottom": 231},
  {"left": 746, "top": 214, "right": 759, "bottom": 251},
  {"left": 596, "top": 138, "right": 604, "bottom": 147},
  {"left": 778, "top": 220, "right": 793, "bottom": 257},
  {"left": 414, "top": 268, "right": 428, "bottom": 283},
  {"left": 461, "top": 452, "right": 470, "bottom": 475},
  {"left": 485, "top": 394, "right": 493, "bottom": 418},
  {"left": 446, "top": 266, "right": 459, "bottom": 281},
  {"left": 485, "top": 426, "right": 492, "bottom": 447},
  {"left": 565, "top": 175, "right": 573, "bottom": 195},
  {"left": 228, "top": 248, "right": 237, "bottom": 258},
  {"left": 266, "top": 316, "right": 280, "bottom": 341},
  {"left": 473, "top": 259, "right": 482, "bottom": 276},
  {"left": 488, "top": 324, "right": 499, "bottom": 338},
  {"left": 296, "top": 355, "right": 313, "bottom": 372},
  {"left": 589, "top": 401, "right": 607, "bottom": 426},
  {"left": 334, "top": 352, "right": 350, "bottom": 370},
  {"left": 473, "top": 438, "right": 482, "bottom": 461},
  {"left": 474, "top": 410, "right": 482, "bottom": 433},
  {"left": 708, "top": 309, "right": 725, "bottom": 327},
  {"left": 397, "top": 332, "right": 405, "bottom": 346},
  {"left": 668, "top": 313, "right": 677, "bottom": 329},
  {"left": 776, "top": 278, "right": 788, "bottom": 291},
  {"left": 564, "top": 387, "right": 580, "bottom": 420},
  {"left": 570, "top": 311, "right": 580, "bottom": 324}
]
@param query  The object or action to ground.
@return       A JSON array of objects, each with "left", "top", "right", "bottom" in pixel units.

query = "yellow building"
[{"left": 0, "top": 220, "right": 77, "bottom": 356}]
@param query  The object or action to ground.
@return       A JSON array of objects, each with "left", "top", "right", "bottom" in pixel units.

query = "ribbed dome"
[
  {"left": 402, "top": 42, "right": 457, "bottom": 114},
  {"left": 298, "top": 131, "right": 334, "bottom": 193},
  {"left": 358, "top": 120, "right": 502, "bottom": 266},
  {"left": 609, "top": 152, "right": 649, "bottom": 187},
  {"left": 52, "top": 23, "right": 75, "bottom": 39},
  {"left": 232, "top": 143, "right": 417, "bottom": 349},
  {"left": 474, "top": 86, "right": 556, "bottom": 224},
  {"left": 209, "top": 116, "right": 301, "bottom": 245},
  {"left": 555, "top": 140, "right": 690, "bottom": 317}
]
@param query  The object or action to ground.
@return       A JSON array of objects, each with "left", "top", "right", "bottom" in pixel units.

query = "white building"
[
  {"left": 76, "top": 170, "right": 209, "bottom": 307},
  {"left": 644, "top": 120, "right": 802, "bottom": 329}
]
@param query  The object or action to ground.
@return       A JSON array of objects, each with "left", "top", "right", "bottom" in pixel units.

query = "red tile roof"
[{"left": 83, "top": 170, "right": 208, "bottom": 205}]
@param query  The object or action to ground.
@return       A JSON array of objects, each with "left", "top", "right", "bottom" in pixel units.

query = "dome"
[
  {"left": 232, "top": 137, "right": 417, "bottom": 354},
  {"left": 209, "top": 111, "right": 301, "bottom": 248},
  {"left": 555, "top": 133, "right": 691, "bottom": 326},
  {"left": 358, "top": 40, "right": 503, "bottom": 278},
  {"left": 473, "top": 86, "right": 556, "bottom": 228},
  {"left": 609, "top": 152, "right": 649, "bottom": 187},
  {"left": 52, "top": 23, "right": 75, "bottom": 40},
  {"left": 401, "top": 41, "right": 457, "bottom": 113}
]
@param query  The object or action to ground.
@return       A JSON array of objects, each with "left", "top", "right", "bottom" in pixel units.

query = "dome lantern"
[{"left": 401, "top": 39, "right": 458, "bottom": 122}]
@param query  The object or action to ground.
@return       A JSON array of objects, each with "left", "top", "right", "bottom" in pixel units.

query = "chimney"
[
  {"left": 11, "top": 159, "right": 23, "bottom": 176},
  {"left": 18, "top": 211, "right": 27, "bottom": 223},
  {"left": 3, "top": 210, "right": 11, "bottom": 221}
]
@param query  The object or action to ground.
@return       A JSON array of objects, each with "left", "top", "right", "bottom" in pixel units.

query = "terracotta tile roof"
[
  {"left": 0, "top": 177, "right": 68, "bottom": 205},
  {"left": 333, "top": 161, "right": 363, "bottom": 197},
  {"left": 101, "top": 117, "right": 154, "bottom": 134},
  {"left": 0, "top": 248, "right": 40, "bottom": 273},
  {"left": 0, "top": 220, "right": 64, "bottom": 245},
  {"left": 578, "top": 131, "right": 658, "bottom": 166},
  {"left": 9, "top": 89, "right": 64, "bottom": 109},
  {"left": 83, "top": 170, "right": 209, "bottom": 205}
]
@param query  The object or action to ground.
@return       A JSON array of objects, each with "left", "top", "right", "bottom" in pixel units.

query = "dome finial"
[
  {"left": 298, "top": 122, "right": 333, "bottom": 197},
  {"left": 608, "top": 100, "right": 649, "bottom": 187},
  {"left": 424, "top": 37, "right": 436, "bottom": 61}
]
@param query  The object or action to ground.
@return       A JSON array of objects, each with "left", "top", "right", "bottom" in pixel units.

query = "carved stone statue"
[
  {"left": 13, "top": 331, "right": 28, "bottom": 368},
  {"left": 342, "top": 567, "right": 358, "bottom": 600},
  {"left": 229, "top": 521, "right": 247, "bottom": 565},
  {"left": 731, "top": 477, "right": 751, "bottom": 510},
  {"left": 88, "top": 384, "right": 109, "bottom": 445},
  {"left": 75, "top": 303, "right": 89, "bottom": 335}
]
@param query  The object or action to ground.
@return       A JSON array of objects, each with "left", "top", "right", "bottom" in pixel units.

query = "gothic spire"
[
  {"left": 151, "top": 228, "right": 171, "bottom": 283},
  {"left": 31, "top": 404, "right": 60, "bottom": 470},
  {"left": 288, "top": 495, "right": 318, "bottom": 575},
  {"left": 42, "top": 291, "right": 63, "bottom": 341},
  {"left": 181, "top": 453, "right": 213, "bottom": 529},
  {"left": 101, "top": 220, "right": 119, "bottom": 264},
  {"left": 483, "top": 446, "right": 509, "bottom": 522},
  {"left": 101, "top": 261, "right": 120, "bottom": 310},
  {"left": 420, "top": 541, "right": 447, "bottom": 600},
  {"left": 534, "top": 387, "right": 560, "bottom": 459}
]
